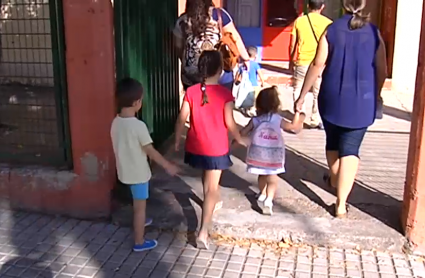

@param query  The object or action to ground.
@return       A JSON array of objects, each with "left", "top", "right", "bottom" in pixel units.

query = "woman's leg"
[
  {"left": 326, "top": 151, "right": 339, "bottom": 188},
  {"left": 198, "top": 170, "right": 222, "bottom": 245},
  {"left": 323, "top": 120, "right": 339, "bottom": 188},
  {"left": 310, "top": 76, "right": 322, "bottom": 127},
  {"left": 336, "top": 156, "right": 359, "bottom": 214},
  {"left": 335, "top": 127, "right": 367, "bottom": 216}
]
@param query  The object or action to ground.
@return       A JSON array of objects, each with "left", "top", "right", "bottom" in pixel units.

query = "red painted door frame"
[
  {"left": 379, "top": 0, "right": 397, "bottom": 77},
  {"left": 261, "top": 0, "right": 303, "bottom": 61}
]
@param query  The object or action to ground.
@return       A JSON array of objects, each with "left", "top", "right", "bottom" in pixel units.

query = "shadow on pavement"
[
  {"left": 283, "top": 147, "right": 403, "bottom": 233},
  {"left": 144, "top": 125, "right": 328, "bottom": 246},
  {"left": 0, "top": 207, "right": 150, "bottom": 277},
  {"left": 258, "top": 110, "right": 403, "bottom": 232}
]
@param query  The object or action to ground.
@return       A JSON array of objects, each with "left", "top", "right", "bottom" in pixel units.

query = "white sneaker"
[
  {"left": 262, "top": 203, "right": 273, "bottom": 215},
  {"left": 262, "top": 198, "right": 273, "bottom": 215},
  {"left": 257, "top": 194, "right": 267, "bottom": 202}
]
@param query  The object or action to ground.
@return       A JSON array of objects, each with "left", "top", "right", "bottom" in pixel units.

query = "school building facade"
[
  {"left": 218, "top": 0, "right": 421, "bottom": 95},
  {"left": 0, "top": 0, "right": 425, "bottom": 252}
]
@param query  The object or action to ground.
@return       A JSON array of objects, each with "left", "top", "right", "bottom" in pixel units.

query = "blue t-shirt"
[{"left": 248, "top": 61, "right": 261, "bottom": 86}]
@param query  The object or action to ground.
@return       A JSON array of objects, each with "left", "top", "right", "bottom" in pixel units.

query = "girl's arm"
[
  {"left": 174, "top": 99, "right": 190, "bottom": 150},
  {"left": 231, "top": 119, "right": 253, "bottom": 147},
  {"left": 281, "top": 112, "right": 306, "bottom": 134},
  {"left": 224, "top": 101, "right": 246, "bottom": 146},
  {"left": 240, "top": 119, "right": 254, "bottom": 136}
]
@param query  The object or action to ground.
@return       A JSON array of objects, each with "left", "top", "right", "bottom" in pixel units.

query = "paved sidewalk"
[
  {"left": 119, "top": 86, "right": 412, "bottom": 253},
  {"left": 0, "top": 209, "right": 424, "bottom": 278}
]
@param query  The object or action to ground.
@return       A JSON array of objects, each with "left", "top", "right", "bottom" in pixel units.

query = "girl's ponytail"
[
  {"left": 201, "top": 76, "right": 208, "bottom": 106},
  {"left": 197, "top": 50, "right": 223, "bottom": 106}
]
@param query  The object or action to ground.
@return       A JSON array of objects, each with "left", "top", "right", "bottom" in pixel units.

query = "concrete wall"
[
  {"left": 0, "top": 0, "right": 53, "bottom": 86},
  {"left": 392, "top": 0, "right": 424, "bottom": 95}
]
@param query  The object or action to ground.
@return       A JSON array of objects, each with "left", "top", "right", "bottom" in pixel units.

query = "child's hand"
[
  {"left": 174, "top": 139, "right": 180, "bottom": 152},
  {"left": 165, "top": 162, "right": 180, "bottom": 176},
  {"left": 235, "top": 137, "right": 250, "bottom": 147},
  {"left": 231, "top": 139, "right": 241, "bottom": 148},
  {"left": 237, "top": 140, "right": 247, "bottom": 147}
]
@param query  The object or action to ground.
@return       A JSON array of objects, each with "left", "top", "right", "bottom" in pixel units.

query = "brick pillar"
[
  {"left": 402, "top": 2, "right": 425, "bottom": 254},
  {"left": 62, "top": 0, "right": 116, "bottom": 217}
]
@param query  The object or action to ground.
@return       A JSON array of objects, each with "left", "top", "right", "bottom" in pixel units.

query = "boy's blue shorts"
[{"left": 130, "top": 182, "right": 149, "bottom": 200}]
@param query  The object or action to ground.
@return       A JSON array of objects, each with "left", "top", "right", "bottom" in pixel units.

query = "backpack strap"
[
  {"left": 216, "top": 8, "right": 223, "bottom": 36},
  {"left": 255, "top": 113, "right": 273, "bottom": 126}
]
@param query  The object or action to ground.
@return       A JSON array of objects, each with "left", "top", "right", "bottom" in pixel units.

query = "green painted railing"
[{"left": 114, "top": 0, "right": 180, "bottom": 146}]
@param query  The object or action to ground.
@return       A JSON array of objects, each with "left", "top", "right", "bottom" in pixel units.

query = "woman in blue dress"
[{"left": 294, "top": 0, "right": 388, "bottom": 218}]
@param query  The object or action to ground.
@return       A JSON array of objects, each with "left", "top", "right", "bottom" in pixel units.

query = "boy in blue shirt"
[{"left": 247, "top": 46, "right": 265, "bottom": 116}]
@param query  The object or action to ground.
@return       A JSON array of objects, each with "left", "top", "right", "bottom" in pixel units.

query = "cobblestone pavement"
[{"left": 0, "top": 209, "right": 424, "bottom": 278}]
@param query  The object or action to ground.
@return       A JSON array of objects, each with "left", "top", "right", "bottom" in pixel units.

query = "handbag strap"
[{"left": 307, "top": 13, "right": 319, "bottom": 43}]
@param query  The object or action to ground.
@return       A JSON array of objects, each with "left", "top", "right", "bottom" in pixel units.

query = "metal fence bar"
[{"left": 0, "top": 0, "right": 70, "bottom": 166}]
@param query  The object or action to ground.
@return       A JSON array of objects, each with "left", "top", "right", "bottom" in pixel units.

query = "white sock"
[
  {"left": 257, "top": 194, "right": 267, "bottom": 202},
  {"left": 264, "top": 197, "right": 273, "bottom": 207}
]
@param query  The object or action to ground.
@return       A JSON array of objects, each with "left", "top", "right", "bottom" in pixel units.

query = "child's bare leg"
[
  {"left": 131, "top": 182, "right": 157, "bottom": 252},
  {"left": 198, "top": 170, "right": 222, "bottom": 249},
  {"left": 265, "top": 174, "right": 278, "bottom": 200},
  {"left": 202, "top": 173, "right": 222, "bottom": 213},
  {"left": 257, "top": 175, "right": 267, "bottom": 201},
  {"left": 263, "top": 174, "right": 278, "bottom": 215},
  {"left": 133, "top": 199, "right": 146, "bottom": 245}
]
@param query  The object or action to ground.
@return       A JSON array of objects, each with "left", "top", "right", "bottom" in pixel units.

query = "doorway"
[{"left": 261, "top": 0, "right": 303, "bottom": 61}]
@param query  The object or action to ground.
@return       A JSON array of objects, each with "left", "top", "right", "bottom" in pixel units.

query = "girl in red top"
[{"left": 175, "top": 50, "right": 245, "bottom": 249}]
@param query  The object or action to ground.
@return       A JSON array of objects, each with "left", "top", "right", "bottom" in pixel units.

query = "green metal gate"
[
  {"left": 114, "top": 0, "right": 180, "bottom": 145},
  {"left": 0, "top": 0, "right": 71, "bottom": 166}
]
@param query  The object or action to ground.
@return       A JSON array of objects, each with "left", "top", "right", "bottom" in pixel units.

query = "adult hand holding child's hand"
[{"left": 294, "top": 97, "right": 305, "bottom": 113}]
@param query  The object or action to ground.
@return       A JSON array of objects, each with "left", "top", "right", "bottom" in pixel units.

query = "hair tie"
[{"left": 352, "top": 9, "right": 360, "bottom": 14}]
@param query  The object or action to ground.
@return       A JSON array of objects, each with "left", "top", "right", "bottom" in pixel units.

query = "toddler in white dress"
[{"left": 239, "top": 86, "right": 305, "bottom": 215}]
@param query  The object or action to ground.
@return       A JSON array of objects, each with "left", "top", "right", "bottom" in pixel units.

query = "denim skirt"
[{"left": 184, "top": 152, "right": 233, "bottom": 170}]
